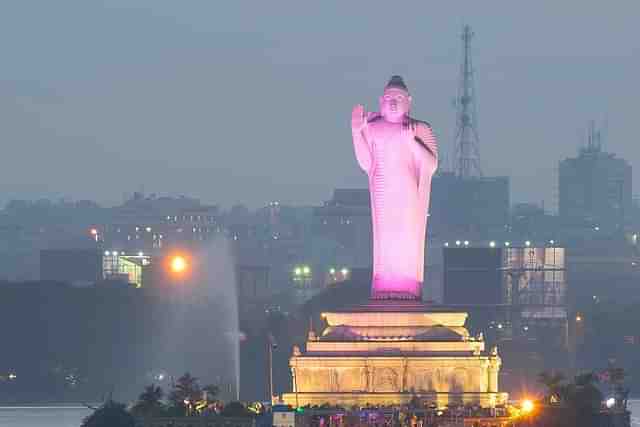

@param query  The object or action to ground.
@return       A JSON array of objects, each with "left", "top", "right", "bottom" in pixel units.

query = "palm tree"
[
  {"left": 168, "top": 372, "right": 203, "bottom": 416},
  {"left": 169, "top": 373, "right": 200, "bottom": 402},
  {"left": 538, "top": 371, "right": 566, "bottom": 404},
  {"left": 202, "top": 384, "right": 220, "bottom": 401},
  {"left": 81, "top": 400, "right": 135, "bottom": 427},
  {"left": 572, "top": 372, "right": 602, "bottom": 413},
  {"left": 131, "top": 384, "right": 165, "bottom": 417}
]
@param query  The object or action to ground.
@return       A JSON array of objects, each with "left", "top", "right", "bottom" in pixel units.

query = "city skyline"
[{"left": 1, "top": 2, "right": 638, "bottom": 210}]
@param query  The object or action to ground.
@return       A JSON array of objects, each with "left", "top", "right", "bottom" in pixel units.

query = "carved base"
[
  {"left": 286, "top": 303, "right": 506, "bottom": 409},
  {"left": 280, "top": 392, "right": 508, "bottom": 408}
]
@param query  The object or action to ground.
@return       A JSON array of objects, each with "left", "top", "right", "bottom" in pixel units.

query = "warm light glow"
[
  {"left": 576, "top": 314, "right": 583, "bottom": 322},
  {"left": 521, "top": 399, "right": 534, "bottom": 413},
  {"left": 302, "top": 266, "right": 310, "bottom": 275},
  {"left": 90, "top": 228, "right": 98, "bottom": 235},
  {"left": 294, "top": 267, "right": 302, "bottom": 276},
  {"left": 606, "top": 397, "right": 615, "bottom": 409},
  {"left": 170, "top": 256, "right": 187, "bottom": 274}
]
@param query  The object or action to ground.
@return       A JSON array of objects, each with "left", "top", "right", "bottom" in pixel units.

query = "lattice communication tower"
[{"left": 453, "top": 25, "right": 483, "bottom": 178}]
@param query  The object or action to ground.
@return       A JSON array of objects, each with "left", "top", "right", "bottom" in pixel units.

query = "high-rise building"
[
  {"left": 559, "top": 125, "right": 632, "bottom": 229},
  {"left": 443, "top": 247, "right": 504, "bottom": 305},
  {"left": 443, "top": 245, "right": 567, "bottom": 344},
  {"left": 430, "top": 173, "right": 510, "bottom": 239},
  {"left": 40, "top": 249, "right": 103, "bottom": 285},
  {"left": 100, "top": 193, "right": 222, "bottom": 255},
  {"left": 312, "top": 189, "right": 372, "bottom": 268}
]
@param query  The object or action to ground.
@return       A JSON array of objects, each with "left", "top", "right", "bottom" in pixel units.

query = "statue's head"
[{"left": 380, "top": 75, "right": 412, "bottom": 123}]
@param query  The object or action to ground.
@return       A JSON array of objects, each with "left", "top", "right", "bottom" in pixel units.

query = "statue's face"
[{"left": 380, "top": 88, "right": 411, "bottom": 122}]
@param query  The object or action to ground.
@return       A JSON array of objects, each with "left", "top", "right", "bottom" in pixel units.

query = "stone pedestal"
[{"left": 281, "top": 302, "right": 507, "bottom": 408}]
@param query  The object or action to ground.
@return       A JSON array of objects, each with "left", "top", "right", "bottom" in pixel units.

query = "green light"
[
  {"left": 302, "top": 266, "right": 310, "bottom": 275},
  {"left": 294, "top": 267, "right": 302, "bottom": 276},
  {"left": 296, "top": 407, "right": 304, "bottom": 413}
]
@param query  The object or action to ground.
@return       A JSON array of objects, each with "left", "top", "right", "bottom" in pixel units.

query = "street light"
[
  {"left": 606, "top": 397, "right": 615, "bottom": 409},
  {"left": 521, "top": 399, "right": 534, "bottom": 414},
  {"left": 267, "top": 333, "right": 277, "bottom": 401},
  {"left": 170, "top": 255, "right": 187, "bottom": 274}
]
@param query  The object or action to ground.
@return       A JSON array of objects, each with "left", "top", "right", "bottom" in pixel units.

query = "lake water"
[
  {"left": 0, "top": 401, "right": 638, "bottom": 427},
  {"left": 0, "top": 406, "right": 92, "bottom": 427}
]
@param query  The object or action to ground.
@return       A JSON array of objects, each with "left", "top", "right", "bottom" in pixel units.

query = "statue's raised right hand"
[{"left": 351, "top": 104, "right": 367, "bottom": 133}]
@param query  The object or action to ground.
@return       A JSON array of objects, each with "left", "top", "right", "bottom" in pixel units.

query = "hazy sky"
[{"left": 1, "top": 1, "right": 638, "bottom": 210}]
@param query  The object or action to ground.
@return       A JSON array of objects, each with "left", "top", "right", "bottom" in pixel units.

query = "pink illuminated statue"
[{"left": 351, "top": 76, "right": 438, "bottom": 300}]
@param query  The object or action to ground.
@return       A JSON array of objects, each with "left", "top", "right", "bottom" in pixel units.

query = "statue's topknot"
[{"left": 385, "top": 75, "right": 409, "bottom": 93}]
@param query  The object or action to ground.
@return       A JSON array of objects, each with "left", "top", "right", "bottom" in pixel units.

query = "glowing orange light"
[
  {"left": 521, "top": 399, "right": 534, "bottom": 414},
  {"left": 170, "top": 255, "right": 187, "bottom": 274}
]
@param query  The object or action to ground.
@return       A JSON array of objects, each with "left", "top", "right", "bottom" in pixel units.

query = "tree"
[
  {"left": 221, "top": 401, "right": 253, "bottom": 418},
  {"left": 169, "top": 372, "right": 201, "bottom": 405},
  {"left": 202, "top": 383, "right": 220, "bottom": 400},
  {"left": 535, "top": 371, "right": 604, "bottom": 427},
  {"left": 538, "top": 371, "right": 566, "bottom": 404},
  {"left": 167, "top": 372, "right": 205, "bottom": 416},
  {"left": 81, "top": 400, "right": 135, "bottom": 427},
  {"left": 131, "top": 384, "right": 165, "bottom": 418},
  {"left": 572, "top": 372, "right": 602, "bottom": 413}
]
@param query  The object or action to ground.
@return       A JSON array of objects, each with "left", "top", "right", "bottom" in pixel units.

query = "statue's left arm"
[{"left": 412, "top": 120, "right": 438, "bottom": 176}]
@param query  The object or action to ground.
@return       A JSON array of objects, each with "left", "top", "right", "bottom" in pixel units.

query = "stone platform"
[{"left": 281, "top": 302, "right": 507, "bottom": 408}]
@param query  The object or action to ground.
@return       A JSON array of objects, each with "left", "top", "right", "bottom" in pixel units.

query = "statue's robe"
[{"left": 352, "top": 114, "right": 438, "bottom": 299}]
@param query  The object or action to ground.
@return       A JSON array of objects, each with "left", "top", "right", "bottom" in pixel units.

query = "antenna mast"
[{"left": 453, "top": 25, "right": 483, "bottom": 178}]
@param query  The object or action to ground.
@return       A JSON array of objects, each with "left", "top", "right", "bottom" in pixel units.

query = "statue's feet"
[{"left": 371, "top": 276, "right": 422, "bottom": 300}]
